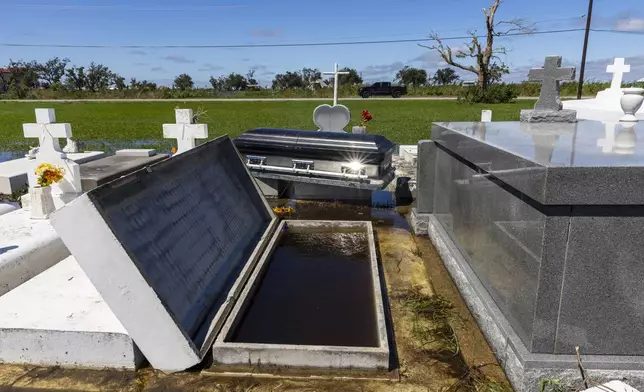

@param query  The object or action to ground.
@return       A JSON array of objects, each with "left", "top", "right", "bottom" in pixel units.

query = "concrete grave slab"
[
  {"left": 79, "top": 154, "right": 168, "bottom": 191},
  {"left": 115, "top": 149, "right": 157, "bottom": 157},
  {"left": 51, "top": 136, "right": 278, "bottom": 373},
  {"left": 0, "top": 256, "right": 143, "bottom": 370},
  {"left": 0, "top": 208, "right": 69, "bottom": 296},
  {"left": 0, "top": 152, "right": 105, "bottom": 195}
]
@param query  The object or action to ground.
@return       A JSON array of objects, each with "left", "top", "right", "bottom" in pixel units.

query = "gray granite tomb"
[{"left": 412, "top": 120, "right": 644, "bottom": 391}]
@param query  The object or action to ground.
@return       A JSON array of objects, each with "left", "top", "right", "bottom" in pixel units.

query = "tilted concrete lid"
[{"left": 51, "top": 136, "right": 278, "bottom": 372}]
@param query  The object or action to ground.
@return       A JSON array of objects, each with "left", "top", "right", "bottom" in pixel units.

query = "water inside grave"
[{"left": 229, "top": 229, "right": 379, "bottom": 347}]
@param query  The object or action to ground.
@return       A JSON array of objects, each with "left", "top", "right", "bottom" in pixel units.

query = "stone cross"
[
  {"left": 607, "top": 58, "right": 630, "bottom": 91},
  {"left": 528, "top": 56, "right": 576, "bottom": 111},
  {"left": 23, "top": 108, "right": 82, "bottom": 204},
  {"left": 163, "top": 109, "right": 208, "bottom": 154},
  {"left": 23, "top": 109, "right": 72, "bottom": 159},
  {"left": 323, "top": 63, "right": 350, "bottom": 106}
]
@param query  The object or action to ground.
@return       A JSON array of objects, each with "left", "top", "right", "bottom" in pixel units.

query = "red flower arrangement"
[{"left": 360, "top": 110, "right": 373, "bottom": 127}]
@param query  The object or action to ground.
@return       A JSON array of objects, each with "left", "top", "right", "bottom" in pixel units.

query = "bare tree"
[{"left": 421, "top": 0, "right": 533, "bottom": 89}]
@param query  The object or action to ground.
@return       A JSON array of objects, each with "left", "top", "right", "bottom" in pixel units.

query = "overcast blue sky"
[{"left": 1, "top": 0, "right": 643, "bottom": 86}]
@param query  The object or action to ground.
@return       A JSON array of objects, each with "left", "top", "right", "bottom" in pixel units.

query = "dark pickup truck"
[{"left": 358, "top": 82, "right": 407, "bottom": 98}]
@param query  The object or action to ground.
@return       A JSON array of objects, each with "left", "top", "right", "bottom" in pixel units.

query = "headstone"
[
  {"left": 51, "top": 136, "right": 276, "bottom": 372},
  {"left": 520, "top": 56, "right": 577, "bottom": 123},
  {"left": 163, "top": 109, "right": 208, "bottom": 154},
  {"left": 23, "top": 109, "right": 82, "bottom": 206},
  {"left": 481, "top": 110, "right": 492, "bottom": 122},
  {"left": 323, "top": 63, "right": 350, "bottom": 106},
  {"left": 313, "top": 104, "right": 351, "bottom": 132}
]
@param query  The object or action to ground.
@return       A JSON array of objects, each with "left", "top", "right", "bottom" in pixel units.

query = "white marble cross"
[
  {"left": 323, "top": 63, "right": 350, "bottom": 106},
  {"left": 163, "top": 109, "right": 208, "bottom": 154},
  {"left": 23, "top": 109, "right": 82, "bottom": 206},
  {"left": 607, "top": 58, "right": 631, "bottom": 91},
  {"left": 23, "top": 109, "right": 72, "bottom": 159}
]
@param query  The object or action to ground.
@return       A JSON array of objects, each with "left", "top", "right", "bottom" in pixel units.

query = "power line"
[
  {"left": 591, "top": 28, "right": 644, "bottom": 35},
  {"left": 0, "top": 28, "right": 586, "bottom": 49},
  {"left": 2, "top": 4, "right": 247, "bottom": 11}
]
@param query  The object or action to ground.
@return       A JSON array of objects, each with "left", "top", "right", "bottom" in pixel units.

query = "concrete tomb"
[
  {"left": 520, "top": 56, "right": 577, "bottom": 123},
  {"left": 213, "top": 220, "right": 389, "bottom": 369},
  {"left": 0, "top": 256, "right": 143, "bottom": 369},
  {"left": 0, "top": 208, "right": 69, "bottom": 296},
  {"left": 0, "top": 109, "right": 105, "bottom": 195},
  {"left": 412, "top": 120, "right": 644, "bottom": 391},
  {"left": 51, "top": 136, "right": 390, "bottom": 372},
  {"left": 79, "top": 153, "right": 168, "bottom": 191},
  {"left": 564, "top": 57, "right": 644, "bottom": 121},
  {"left": 234, "top": 128, "right": 396, "bottom": 201}
]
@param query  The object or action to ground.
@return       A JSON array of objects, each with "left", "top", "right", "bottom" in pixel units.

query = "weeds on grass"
[{"left": 445, "top": 364, "right": 512, "bottom": 392}]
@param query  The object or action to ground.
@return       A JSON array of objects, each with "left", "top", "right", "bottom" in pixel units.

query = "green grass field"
[{"left": 0, "top": 100, "right": 536, "bottom": 151}]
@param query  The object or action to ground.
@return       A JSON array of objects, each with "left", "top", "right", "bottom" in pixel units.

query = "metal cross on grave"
[
  {"left": 528, "top": 56, "right": 576, "bottom": 111},
  {"left": 323, "top": 63, "right": 350, "bottom": 106},
  {"left": 163, "top": 109, "right": 209, "bottom": 155},
  {"left": 607, "top": 58, "right": 631, "bottom": 91},
  {"left": 23, "top": 108, "right": 72, "bottom": 159}
]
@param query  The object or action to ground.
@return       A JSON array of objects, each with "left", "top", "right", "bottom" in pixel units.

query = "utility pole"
[{"left": 577, "top": 0, "right": 594, "bottom": 99}]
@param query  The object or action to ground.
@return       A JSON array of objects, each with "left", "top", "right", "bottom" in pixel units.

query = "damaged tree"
[{"left": 421, "top": 0, "right": 533, "bottom": 90}]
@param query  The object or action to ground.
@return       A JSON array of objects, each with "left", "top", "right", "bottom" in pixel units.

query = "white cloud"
[{"left": 615, "top": 17, "right": 644, "bottom": 31}]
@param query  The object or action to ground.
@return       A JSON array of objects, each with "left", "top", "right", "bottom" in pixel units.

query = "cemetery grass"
[{"left": 0, "top": 100, "right": 536, "bottom": 150}]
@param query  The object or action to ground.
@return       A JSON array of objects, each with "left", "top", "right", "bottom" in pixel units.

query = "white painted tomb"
[
  {"left": 163, "top": 109, "right": 208, "bottom": 154},
  {"left": 0, "top": 256, "right": 142, "bottom": 369},
  {"left": 0, "top": 109, "right": 105, "bottom": 195},
  {"left": 0, "top": 208, "right": 69, "bottom": 296},
  {"left": 563, "top": 58, "right": 644, "bottom": 121}
]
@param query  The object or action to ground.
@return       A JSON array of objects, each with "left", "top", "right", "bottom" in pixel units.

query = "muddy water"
[{"left": 229, "top": 231, "right": 379, "bottom": 347}]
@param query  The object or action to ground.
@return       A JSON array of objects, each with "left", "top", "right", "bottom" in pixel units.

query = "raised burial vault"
[{"left": 51, "top": 135, "right": 389, "bottom": 373}]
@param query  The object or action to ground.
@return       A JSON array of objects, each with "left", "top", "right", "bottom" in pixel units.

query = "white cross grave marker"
[
  {"left": 23, "top": 109, "right": 71, "bottom": 159},
  {"left": 607, "top": 58, "right": 631, "bottom": 92},
  {"left": 323, "top": 63, "right": 350, "bottom": 106},
  {"left": 23, "top": 108, "right": 82, "bottom": 205},
  {"left": 163, "top": 109, "right": 208, "bottom": 155}
]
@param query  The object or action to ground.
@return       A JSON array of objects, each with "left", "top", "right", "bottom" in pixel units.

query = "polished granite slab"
[{"left": 432, "top": 121, "right": 644, "bottom": 205}]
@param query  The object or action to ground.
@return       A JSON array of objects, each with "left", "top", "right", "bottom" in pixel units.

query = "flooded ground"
[{"left": 0, "top": 200, "right": 512, "bottom": 392}]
